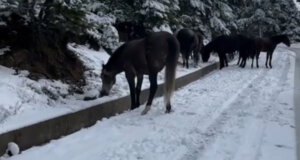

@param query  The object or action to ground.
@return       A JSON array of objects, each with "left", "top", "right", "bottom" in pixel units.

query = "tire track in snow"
[
  {"left": 180, "top": 59, "right": 270, "bottom": 160},
  {"left": 193, "top": 48, "right": 293, "bottom": 160}
]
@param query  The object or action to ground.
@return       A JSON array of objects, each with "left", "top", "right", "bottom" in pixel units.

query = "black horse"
[
  {"left": 254, "top": 35, "right": 290, "bottom": 68},
  {"left": 235, "top": 35, "right": 257, "bottom": 68},
  {"left": 201, "top": 35, "right": 255, "bottom": 69},
  {"left": 100, "top": 31, "right": 179, "bottom": 115},
  {"left": 175, "top": 29, "right": 203, "bottom": 68}
]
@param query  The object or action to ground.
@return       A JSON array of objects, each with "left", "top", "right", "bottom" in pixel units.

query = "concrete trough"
[
  {"left": 0, "top": 62, "right": 219, "bottom": 155},
  {"left": 289, "top": 47, "right": 300, "bottom": 160}
]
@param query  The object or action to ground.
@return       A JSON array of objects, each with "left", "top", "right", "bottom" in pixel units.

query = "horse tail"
[
  {"left": 164, "top": 36, "right": 179, "bottom": 110},
  {"left": 194, "top": 33, "right": 204, "bottom": 64}
]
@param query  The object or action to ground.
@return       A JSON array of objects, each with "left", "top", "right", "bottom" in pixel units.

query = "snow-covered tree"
[
  {"left": 137, "top": 0, "right": 180, "bottom": 32},
  {"left": 1, "top": 0, "right": 300, "bottom": 84}
]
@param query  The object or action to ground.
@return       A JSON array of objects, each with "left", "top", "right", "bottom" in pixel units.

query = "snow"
[
  {"left": 190, "top": 0, "right": 205, "bottom": 10},
  {"left": 152, "top": 24, "right": 173, "bottom": 33},
  {"left": 0, "top": 142, "right": 20, "bottom": 159},
  {"left": 292, "top": 43, "right": 300, "bottom": 48},
  {"left": 100, "top": 25, "right": 120, "bottom": 52},
  {"left": 0, "top": 44, "right": 217, "bottom": 134},
  {"left": 0, "top": 47, "right": 9, "bottom": 56},
  {"left": 210, "top": 16, "right": 230, "bottom": 34},
  {"left": 7, "top": 142, "right": 20, "bottom": 156},
  {"left": 293, "top": 0, "right": 300, "bottom": 11},
  {"left": 5, "top": 46, "right": 296, "bottom": 160},
  {"left": 142, "top": 0, "right": 167, "bottom": 18}
]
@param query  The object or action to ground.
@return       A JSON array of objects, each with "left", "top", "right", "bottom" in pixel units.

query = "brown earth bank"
[{"left": 0, "top": 13, "right": 88, "bottom": 87}]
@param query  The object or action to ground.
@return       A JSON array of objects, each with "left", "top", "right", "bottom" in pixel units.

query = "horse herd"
[{"left": 100, "top": 28, "right": 291, "bottom": 115}]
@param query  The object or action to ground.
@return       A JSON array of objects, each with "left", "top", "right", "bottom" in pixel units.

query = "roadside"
[{"left": 289, "top": 44, "right": 300, "bottom": 160}]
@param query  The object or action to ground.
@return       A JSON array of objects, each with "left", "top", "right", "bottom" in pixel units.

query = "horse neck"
[
  {"left": 205, "top": 42, "right": 215, "bottom": 53},
  {"left": 271, "top": 36, "right": 286, "bottom": 45},
  {"left": 105, "top": 50, "right": 124, "bottom": 75},
  {"left": 106, "top": 62, "right": 122, "bottom": 76}
]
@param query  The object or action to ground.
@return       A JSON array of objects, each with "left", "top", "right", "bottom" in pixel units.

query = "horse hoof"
[
  {"left": 141, "top": 110, "right": 148, "bottom": 115},
  {"left": 165, "top": 109, "right": 173, "bottom": 113},
  {"left": 141, "top": 106, "right": 151, "bottom": 115},
  {"left": 130, "top": 106, "right": 136, "bottom": 110}
]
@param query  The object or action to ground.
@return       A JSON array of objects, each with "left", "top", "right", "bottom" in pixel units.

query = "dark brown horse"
[
  {"left": 254, "top": 35, "right": 290, "bottom": 68},
  {"left": 175, "top": 29, "right": 203, "bottom": 68},
  {"left": 100, "top": 31, "right": 179, "bottom": 115}
]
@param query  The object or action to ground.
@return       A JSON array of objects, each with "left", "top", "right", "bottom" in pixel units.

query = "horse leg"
[
  {"left": 181, "top": 53, "right": 185, "bottom": 67},
  {"left": 237, "top": 54, "right": 241, "bottom": 65},
  {"left": 239, "top": 51, "right": 246, "bottom": 68},
  {"left": 219, "top": 53, "right": 224, "bottom": 69},
  {"left": 125, "top": 72, "right": 136, "bottom": 110},
  {"left": 242, "top": 57, "right": 247, "bottom": 68},
  {"left": 193, "top": 49, "right": 199, "bottom": 67},
  {"left": 224, "top": 54, "right": 228, "bottom": 67},
  {"left": 240, "top": 57, "right": 245, "bottom": 68},
  {"left": 186, "top": 54, "right": 189, "bottom": 69},
  {"left": 256, "top": 53, "right": 259, "bottom": 68},
  {"left": 135, "top": 74, "right": 143, "bottom": 108},
  {"left": 265, "top": 53, "right": 269, "bottom": 68},
  {"left": 251, "top": 57, "right": 254, "bottom": 68},
  {"left": 141, "top": 72, "right": 158, "bottom": 115},
  {"left": 269, "top": 51, "right": 273, "bottom": 69}
]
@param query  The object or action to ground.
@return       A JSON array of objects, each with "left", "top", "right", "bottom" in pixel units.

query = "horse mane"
[
  {"left": 105, "top": 43, "right": 127, "bottom": 70},
  {"left": 270, "top": 35, "right": 288, "bottom": 44},
  {"left": 203, "top": 40, "right": 215, "bottom": 54}
]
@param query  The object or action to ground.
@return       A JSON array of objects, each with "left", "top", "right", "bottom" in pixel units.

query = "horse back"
[
  {"left": 145, "top": 32, "right": 179, "bottom": 70},
  {"left": 211, "top": 35, "right": 238, "bottom": 53},
  {"left": 255, "top": 37, "right": 274, "bottom": 52},
  {"left": 118, "top": 39, "right": 149, "bottom": 74},
  {"left": 121, "top": 31, "right": 178, "bottom": 74}
]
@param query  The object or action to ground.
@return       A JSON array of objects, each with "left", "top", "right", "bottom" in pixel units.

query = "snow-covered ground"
[
  {"left": 0, "top": 44, "right": 217, "bottom": 134},
  {"left": 293, "top": 0, "right": 300, "bottom": 11},
  {"left": 292, "top": 43, "right": 300, "bottom": 48},
  {"left": 5, "top": 46, "right": 296, "bottom": 160}
]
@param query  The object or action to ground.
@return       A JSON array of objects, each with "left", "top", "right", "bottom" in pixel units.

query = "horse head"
[
  {"left": 100, "top": 65, "right": 116, "bottom": 97},
  {"left": 282, "top": 35, "right": 291, "bottom": 47}
]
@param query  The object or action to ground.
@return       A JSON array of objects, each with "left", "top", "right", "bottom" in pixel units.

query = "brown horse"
[
  {"left": 254, "top": 35, "right": 290, "bottom": 68},
  {"left": 175, "top": 29, "right": 203, "bottom": 68},
  {"left": 100, "top": 31, "right": 180, "bottom": 115}
]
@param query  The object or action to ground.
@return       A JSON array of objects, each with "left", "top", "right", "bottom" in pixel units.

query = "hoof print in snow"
[{"left": 83, "top": 96, "right": 97, "bottom": 101}]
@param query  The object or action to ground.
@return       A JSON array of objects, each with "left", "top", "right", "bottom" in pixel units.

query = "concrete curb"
[
  {"left": 289, "top": 47, "right": 300, "bottom": 160},
  {"left": 0, "top": 62, "right": 219, "bottom": 155}
]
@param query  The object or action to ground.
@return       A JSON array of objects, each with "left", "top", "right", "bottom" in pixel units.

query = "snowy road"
[{"left": 8, "top": 47, "right": 296, "bottom": 160}]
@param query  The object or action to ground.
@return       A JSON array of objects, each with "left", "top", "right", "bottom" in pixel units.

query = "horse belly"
[
  {"left": 133, "top": 55, "right": 149, "bottom": 74},
  {"left": 148, "top": 50, "right": 167, "bottom": 71}
]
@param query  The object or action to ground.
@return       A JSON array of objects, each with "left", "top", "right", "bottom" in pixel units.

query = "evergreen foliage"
[{"left": 0, "top": 0, "right": 299, "bottom": 82}]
